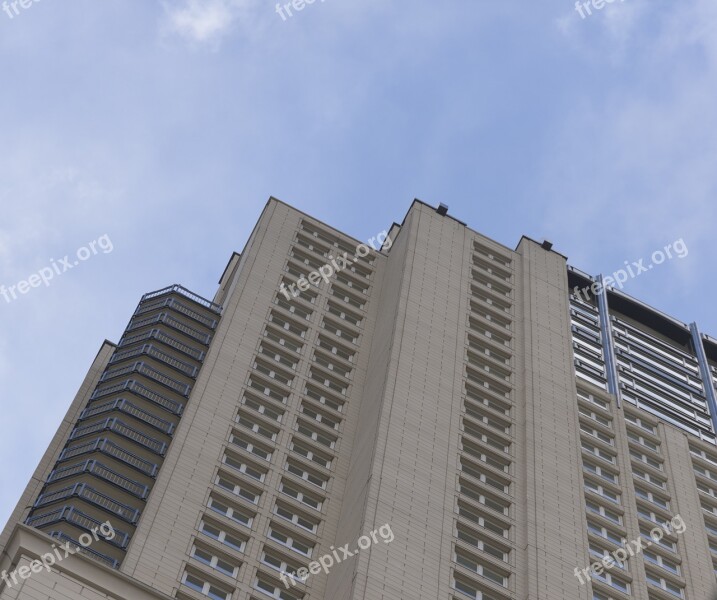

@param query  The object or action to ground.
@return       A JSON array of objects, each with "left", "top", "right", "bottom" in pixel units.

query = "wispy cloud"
[
  {"left": 160, "top": 0, "right": 250, "bottom": 46},
  {"left": 541, "top": 0, "right": 717, "bottom": 309}
]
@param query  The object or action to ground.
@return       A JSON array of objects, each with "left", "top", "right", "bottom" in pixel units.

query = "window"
[
  {"left": 296, "top": 421, "right": 336, "bottom": 449},
  {"left": 587, "top": 521, "right": 623, "bottom": 545},
  {"left": 305, "top": 385, "right": 344, "bottom": 412},
  {"left": 207, "top": 494, "right": 253, "bottom": 528},
  {"left": 459, "top": 478, "right": 510, "bottom": 515},
  {"left": 279, "top": 480, "right": 323, "bottom": 511},
  {"left": 640, "top": 528, "right": 676, "bottom": 552},
  {"left": 589, "top": 543, "right": 625, "bottom": 569},
  {"left": 625, "top": 412, "right": 658, "bottom": 434},
  {"left": 286, "top": 459, "right": 329, "bottom": 489},
  {"left": 585, "top": 499, "right": 622, "bottom": 525},
  {"left": 632, "top": 467, "right": 666, "bottom": 489},
  {"left": 643, "top": 549, "right": 679, "bottom": 575},
  {"left": 215, "top": 472, "right": 261, "bottom": 504},
  {"left": 582, "top": 441, "right": 616, "bottom": 464},
  {"left": 299, "top": 403, "right": 340, "bottom": 430},
  {"left": 455, "top": 549, "right": 508, "bottom": 587},
  {"left": 243, "top": 394, "right": 284, "bottom": 423},
  {"left": 637, "top": 506, "right": 666, "bottom": 526},
  {"left": 645, "top": 571, "right": 684, "bottom": 597},
  {"left": 690, "top": 445, "right": 717, "bottom": 465},
  {"left": 236, "top": 413, "right": 278, "bottom": 441},
  {"left": 591, "top": 569, "right": 630, "bottom": 594},
  {"left": 627, "top": 430, "right": 660, "bottom": 452},
  {"left": 460, "top": 459, "right": 510, "bottom": 494},
  {"left": 260, "top": 550, "right": 307, "bottom": 583},
  {"left": 182, "top": 571, "right": 233, "bottom": 600},
  {"left": 578, "top": 405, "right": 612, "bottom": 428},
  {"left": 630, "top": 449, "right": 663, "bottom": 471},
  {"left": 694, "top": 464, "right": 717, "bottom": 482},
  {"left": 578, "top": 390, "right": 610, "bottom": 410},
  {"left": 291, "top": 441, "right": 332, "bottom": 469},
  {"left": 198, "top": 518, "right": 246, "bottom": 552},
  {"left": 254, "top": 574, "right": 304, "bottom": 600},
  {"left": 223, "top": 452, "right": 267, "bottom": 482},
  {"left": 581, "top": 424, "right": 614, "bottom": 445},
  {"left": 584, "top": 480, "right": 620, "bottom": 504},
  {"left": 268, "top": 525, "right": 314, "bottom": 557},
  {"left": 635, "top": 487, "right": 670, "bottom": 509},
  {"left": 583, "top": 461, "right": 618, "bottom": 484},
  {"left": 190, "top": 543, "right": 240, "bottom": 577},
  {"left": 457, "top": 503, "right": 509, "bottom": 538},
  {"left": 456, "top": 524, "right": 509, "bottom": 562},
  {"left": 274, "top": 503, "right": 319, "bottom": 533},
  {"left": 229, "top": 432, "right": 273, "bottom": 462}
]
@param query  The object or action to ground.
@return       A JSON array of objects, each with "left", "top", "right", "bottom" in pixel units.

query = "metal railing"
[
  {"left": 99, "top": 362, "right": 191, "bottom": 397},
  {"left": 35, "top": 483, "right": 140, "bottom": 523},
  {"left": 90, "top": 380, "right": 183, "bottom": 416},
  {"left": 109, "top": 344, "right": 198, "bottom": 378},
  {"left": 134, "top": 297, "right": 217, "bottom": 329},
  {"left": 48, "top": 531, "right": 119, "bottom": 569},
  {"left": 141, "top": 284, "right": 222, "bottom": 314},
  {"left": 70, "top": 418, "right": 167, "bottom": 455}
]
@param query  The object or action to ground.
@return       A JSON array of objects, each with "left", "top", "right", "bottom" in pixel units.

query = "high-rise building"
[{"left": 1, "top": 198, "right": 716, "bottom": 600}]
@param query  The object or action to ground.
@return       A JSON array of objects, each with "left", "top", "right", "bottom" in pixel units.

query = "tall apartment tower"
[{"left": 1, "top": 198, "right": 716, "bottom": 600}]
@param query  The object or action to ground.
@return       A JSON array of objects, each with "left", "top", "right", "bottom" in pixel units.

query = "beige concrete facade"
[{"left": 1, "top": 198, "right": 715, "bottom": 600}]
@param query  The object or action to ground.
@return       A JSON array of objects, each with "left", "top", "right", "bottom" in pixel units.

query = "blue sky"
[{"left": 1, "top": 0, "right": 715, "bottom": 528}]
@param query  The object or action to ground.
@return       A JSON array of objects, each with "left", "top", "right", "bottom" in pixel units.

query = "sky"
[{"left": 1, "top": 0, "right": 716, "bottom": 530}]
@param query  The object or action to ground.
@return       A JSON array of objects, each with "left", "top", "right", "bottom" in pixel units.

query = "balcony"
[
  {"left": 27, "top": 505, "right": 130, "bottom": 549},
  {"left": 141, "top": 284, "right": 222, "bottom": 314},
  {"left": 59, "top": 437, "right": 159, "bottom": 477},
  {"left": 100, "top": 362, "right": 191, "bottom": 397},
  {"left": 110, "top": 344, "right": 199, "bottom": 379},
  {"left": 35, "top": 482, "right": 141, "bottom": 523},
  {"left": 80, "top": 397, "right": 175, "bottom": 435},
  {"left": 70, "top": 418, "right": 167, "bottom": 456},
  {"left": 47, "top": 460, "right": 149, "bottom": 499}
]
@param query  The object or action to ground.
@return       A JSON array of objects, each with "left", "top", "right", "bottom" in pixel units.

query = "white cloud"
[
  {"left": 161, "top": 0, "right": 250, "bottom": 46},
  {"left": 540, "top": 0, "right": 717, "bottom": 309}
]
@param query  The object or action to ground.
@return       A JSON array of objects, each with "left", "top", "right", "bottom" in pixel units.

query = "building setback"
[{"left": 1, "top": 197, "right": 716, "bottom": 600}]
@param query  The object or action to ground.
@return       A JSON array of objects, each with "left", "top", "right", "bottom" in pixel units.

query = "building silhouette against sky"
[{"left": 1, "top": 198, "right": 716, "bottom": 600}]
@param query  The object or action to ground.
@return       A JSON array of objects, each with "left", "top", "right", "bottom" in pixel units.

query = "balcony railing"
[
  {"left": 59, "top": 437, "right": 159, "bottom": 477},
  {"left": 80, "top": 397, "right": 174, "bottom": 435},
  {"left": 48, "top": 531, "right": 119, "bottom": 569},
  {"left": 35, "top": 483, "right": 140, "bottom": 523},
  {"left": 119, "top": 329, "right": 205, "bottom": 361},
  {"left": 134, "top": 297, "right": 217, "bottom": 330},
  {"left": 110, "top": 344, "right": 198, "bottom": 378},
  {"left": 27, "top": 506, "right": 130, "bottom": 549},
  {"left": 126, "top": 313, "right": 212, "bottom": 345},
  {"left": 90, "top": 380, "right": 183, "bottom": 416},
  {"left": 47, "top": 460, "right": 149, "bottom": 498},
  {"left": 99, "top": 362, "right": 191, "bottom": 397},
  {"left": 70, "top": 418, "right": 167, "bottom": 456},
  {"left": 141, "top": 284, "right": 222, "bottom": 314}
]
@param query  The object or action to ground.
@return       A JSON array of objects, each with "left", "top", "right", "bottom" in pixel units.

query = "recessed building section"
[{"left": 22, "top": 285, "right": 222, "bottom": 569}]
